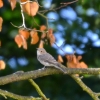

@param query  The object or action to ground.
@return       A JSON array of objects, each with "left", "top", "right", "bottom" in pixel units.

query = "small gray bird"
[{"left": 37, "top": 48, "right": 66, "bottom": 73}]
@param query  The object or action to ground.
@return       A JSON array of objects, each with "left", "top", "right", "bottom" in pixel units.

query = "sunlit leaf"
[
  {"left": 41, "top": 32, "right": 46, "bottom": 39},
  {"left": 20, "top": 0, "right": 27, "bottom": 2},
  {"left": 40, "top": 25, "right": 47, "bottom": 31},
  {"left": 30, "top": 29, "right": 39, "bottom": 44},
  {"left": 0, "top": 17, "right": 3, "bottom": 32},
  {"left": 0, "top": 0, "right": 3, "bottom": 8},
  {"left": 0, "top": 60, "right": 6, "bottom": 70},
  {"left": 15, "top": 34, "right": 23, "bottom": 48},
  {"left": 58, "top": 55, "right": 63, "bottom": 63},
  {"left": 0, "top": 40, "right": 1, "bottom": 46},
  {"left": 22, "top": 1, "right": 39, "bottom": 16},
  {"left": 19, "top": 29, "right": 30, "bottom": 40},
  {"left": 78, "top": 62, "right": 88, "bottom": 68},
  {"left": 66, "top": 55, "right": 88, "bottom": 68},
  {"left": 8, "top": 0, "right": 17, "bottom": 10},
  {"left": 47, "top": 29, "right": 55, "bottom": 45},
  {"left": 38, "top": 40, "right": 44, "bottom": 48}
]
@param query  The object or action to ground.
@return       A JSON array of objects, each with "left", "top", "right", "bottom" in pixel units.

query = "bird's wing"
[
  {"left": 41, "top": 53, "right": 58, "bottom": 64},
  {"left": 39, "top": 53, "right": 66, "bottom": 73}
]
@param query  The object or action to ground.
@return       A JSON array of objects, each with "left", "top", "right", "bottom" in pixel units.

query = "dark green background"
[{"left": 0, "top": 0, "right": 100, "bottom": 100}]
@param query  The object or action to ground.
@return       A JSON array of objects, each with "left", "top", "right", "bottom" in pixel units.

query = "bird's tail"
[{"left": 54, "top": 63, "right": 66, "bottom": 74}]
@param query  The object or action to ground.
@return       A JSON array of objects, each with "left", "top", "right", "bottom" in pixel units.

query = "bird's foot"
[{"left": 42, "top": 66, "right": 46, "bottom": 69}]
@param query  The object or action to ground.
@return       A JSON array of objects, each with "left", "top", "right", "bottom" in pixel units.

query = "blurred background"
[{"left": 0, "top": 0, "right": 100, "bottom": 100}]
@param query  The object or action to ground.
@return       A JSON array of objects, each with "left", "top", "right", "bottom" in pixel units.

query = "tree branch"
[
  {"left": 71, "top": 75, "right": 100, "bottom": 100},
  {"left": 0, "top": 66, "right": 100, "bottom": 85},
  {"left": 0, "top": 89, "right": 42, "bottom": 100},
  {"left": 29, "top": 79, "right": 49, "bottom": 100}
]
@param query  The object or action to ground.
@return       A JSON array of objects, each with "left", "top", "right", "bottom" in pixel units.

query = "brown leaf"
[
  {"left": 78, "top": 62, "right": 88, "bottom": 68},
  {"left": 0, "top": 40, "right": 1, "bottom": 46},
  {"left": 41, "top": 32, "right": 46, "bottom": 39},
  {"left": 77, "top": 56, "right": 82, "bottom": 61},
  {"left": 40, "top": 25, "right": 47, "bottom": 31},
  {"left": 0, "top": 60, "right": 6, "bottom": 70},
  {"left": 19, "top": 35, "right": 27, "bottom": 49},
  {"left": 15, "top": 34, "right": 23, "bottom": 48},
  {"left": 22, "top": 1, "right": 39, "bottom": 16},
  {"left": 38, "top": 40, "right": 44, "bottom": 48},
  {"left": 0, "top": 17, "right": 3, "bottom": 32},
  {"left": 66, "top": 55, "right": 77, "bottom": 68},
  {"left": 67, "top": 55, "right": 77, "bottom": 64},
  {"left": 8, "top": 0, "right": 17, "bottom": 10},
  {"left": 66, "top": 55, "right": 88, "bottom": 68},
  {"left": 14, "top": 34, "right": 27, "bottom": 49},
  {"left": 58, "top": 55, "right": 63, "bottom": 63},
  {"left": 66, "top": 55, "right": 79, "bottom": 76},
  {"left": 0, "top": 0, "right": 3, "bottom": 8},
  {"left": 19, "top": 29, "right": 30, "bottom": 40},
  {"left": 20, "top": 0, "right": 27, "bottom": 2},
  {"left": 30, "top": 29, "right": 39, "bottom": 44},
  {"left": 47, "top": 29, "right": 55, "bottom": 45}
]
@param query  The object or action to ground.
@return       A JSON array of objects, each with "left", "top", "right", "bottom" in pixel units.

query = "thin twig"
[
  {"left": 39, "top": 0, "right": 78, "bottom": 13},
  {"left": 29, "top": 79, "right": 49, "bottom": 100},
  {"left": 11, "top": 1, "right": 27, "bottom": 29},
  {"left": 37, "top": 12, "right": 49, "bottom": 29},
  {"left": 20, "top": 1, "right": 32, "bottom": 5},
  {"left": 54, "top": 42, "right": 66, "bottom": 54},
  {"left": 0, "top": 89, "right": 41, "bottom": 100},
  {"left": 20, "top": 1, "right": 26, "bottom": 28}
]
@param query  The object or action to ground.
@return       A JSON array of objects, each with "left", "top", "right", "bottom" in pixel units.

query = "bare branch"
[
  {"left": 71, "top": 75, "right": 100, "bottom": 100},
  {"left": 29, "top": 79, "right": 49, "bottom": 100},
  {"left": 0, "top": 66, "right": 100, "bottom": 85},
  {"left": 0, "top": 89, "right": 42, "bottom": 100}
]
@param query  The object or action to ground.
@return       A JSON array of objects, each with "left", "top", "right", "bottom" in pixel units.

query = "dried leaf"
[
  {"left": 38, "top": 40, "right": 44, "bottom": 48},
  {"left": 14, "top": 34, "right": 27, "bottom": 49},
  {"left": 47, "top": 29, "right": 55, "bottom": 45},
  {"left": 21, "top": 35, "right": 27, "bottom": 49},
  {"left": 0, "top": 40, "right": 1, "bottom": 46},
  {"left": 0, "top": 17, "right": 3, "bottom": 32},
  {"left": 58, "top": 55, "right": 63, "bottom": 63},
  {"left": 15, "top": 34, "right": 23, "bottom": 48},
  {"left": 19, "top": 29, "right": 30, "bottom": 40},
  {"left": 66, "top": 55, "right": 78, "bottom": 68},
  {"left": 22, "top": 1, "right": 39, "bottom": 16},
  {"left": 40, "top": 25, "right": 47, "bottom": 31},
  {"left": 66, "top": 55, "right": 88, "bottom": 68},
  {"left": 20, "top": 0, "right": 27, "bottom": 2},
  {"left": 0, "top": 60, "right": 6, "bottom": 70},
  {"left": 0, "top": 0, "right": 3, "bottom": 8},
  {"left": 41, "top": 32, "right": 46, "bottom": 39},
  {"left": 30, "top": 29, "right": 39, "bottom": 44},
  {"left": 8, "top": 0, "right": 17, "bottom": 10},
  {"left": 78, "top": 62, "right": 88, "bottom": 68}
]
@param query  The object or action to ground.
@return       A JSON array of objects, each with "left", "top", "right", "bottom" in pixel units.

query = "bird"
[{"left": 37, "top": 48, "right": 66, "bottom": 73}]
